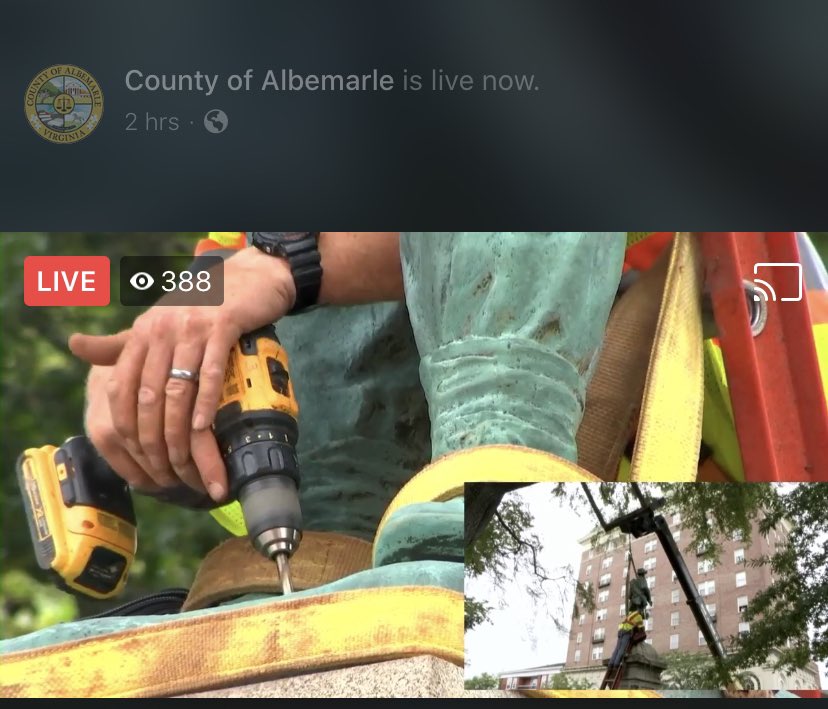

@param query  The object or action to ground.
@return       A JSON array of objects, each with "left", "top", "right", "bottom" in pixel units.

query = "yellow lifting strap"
[
  {"left": 577, "top": 232, "right": 705, "bottom": 482},
  {"left": 623, "top": 231, "right": 704, "bottom": 482},
  {"left": 374, "top": 444, "right": 602, "bottom": 559},
  {"left": 522, "top": 689, "right": 662, "bottom": 699},
  {"left": 0, "top": 586, "right": 462, "bottom": 699}
]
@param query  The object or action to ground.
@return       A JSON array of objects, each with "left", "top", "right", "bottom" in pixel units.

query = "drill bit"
[{"left": 276, "top": 552, "right": 293, "bottom": 595}]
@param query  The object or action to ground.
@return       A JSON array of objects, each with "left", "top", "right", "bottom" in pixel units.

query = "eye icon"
[{"left": 129, "top": 271, "right": 155, "bottom": 291}]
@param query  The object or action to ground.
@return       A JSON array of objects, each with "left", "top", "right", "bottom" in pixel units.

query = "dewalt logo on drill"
[{"left": 24, "top": 65, "right": 103, "bottom": 143}]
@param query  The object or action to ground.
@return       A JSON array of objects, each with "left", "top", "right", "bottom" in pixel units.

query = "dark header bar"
[{"left": 2, "top": 0, "right": 828, "bottom": 229}]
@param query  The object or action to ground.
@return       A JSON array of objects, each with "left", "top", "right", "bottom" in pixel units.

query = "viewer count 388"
[{"left": 23, "top": 256, "right": 221, "bottom": 307}]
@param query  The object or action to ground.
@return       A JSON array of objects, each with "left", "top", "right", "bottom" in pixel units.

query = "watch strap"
[{"left": 248, "top": 232, "right": 323, "bottom": 314}]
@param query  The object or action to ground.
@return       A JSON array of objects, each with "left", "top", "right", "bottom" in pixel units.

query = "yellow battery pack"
[{"left": 16, "top": 437, "right": 137, "bottom": 600}]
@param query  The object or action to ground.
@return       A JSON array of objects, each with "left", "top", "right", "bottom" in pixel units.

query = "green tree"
[
  {"left": 0, "top": 233, "right": 228, "bottom": 638},
  {"left": 464, "top": 673, "right": 500, "bottom": 690},
  {"left": 662, "top": 651, "right": 723, "bottom": 689},
  {"left": 809, "top": 231, "right": 828, "bottom": 263},
  {"left": 465, "top": 598, "right": 492, "bottom": 632},
  {"left": 662, "top": 651, "right": 759, "bottom": 690},
  {"left": 547, "top": 673, "right": 594, "bottom": 690}
]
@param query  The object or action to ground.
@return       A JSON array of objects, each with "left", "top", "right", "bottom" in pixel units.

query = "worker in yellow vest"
[{"left": 608, "top": 609, "right": 647, "bottom": 669}]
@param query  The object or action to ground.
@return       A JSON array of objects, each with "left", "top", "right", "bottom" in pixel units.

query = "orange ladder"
[
  {"left": 699, "top": 232, "right": 828, "bottom": 481},
  {"left": 600, "top": 661, "right": 625, "bottom": 690}
]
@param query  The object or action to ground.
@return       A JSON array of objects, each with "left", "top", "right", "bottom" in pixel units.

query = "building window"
[
  {"left": 585, "top": 564, "right": 592, "bottom": 576},
  {"left": 576, "top": 632, "right": 582, "bottom": 644},
  {"left": 646, "top": 576, "right": 656, "bottom": 590},
  {"left": 579, "top": 614, "right": 585, "bottom": 626},
  {"left": 529, "top": 679, "right": 538, "bottom": 689},
  {"left": 574, "top": 650, "right": 581, "bottom": 663},
  {"left": 599, "top": 574, "right": 612, "bottom": 588},
  {"left": 588, "top": 548, "right": 594, "bottom": 560},
  {"left": 598, "top": 590, "right": 609, "bottom": 604},
  {"left": 596, "top": 609, "right": 608, "bottom": 622},
  {"left": 673, "top": 529, "right": 681, "bottom": 542},
  {"left": 698, "top": 580, "right": 716, "bottom": 597},
  {"left": 736, "top": 572, "right": 747, "bottom": 588},
  {"left": 732, "top": 529, "right": 744, "bottom": 542},
  {"left": 670, "top": 634, "right": 679, "bottom": 650},
  {"left": 644, "top": 618, "right": 653, "bottom": 631},
  {"left": 671, "top": 590, "right": 680, "bottom": 604},
  {"left": 645, "top": 638, "right": 653, "bottom": 645},
  {"left": 737, "top": 596, "right": 749, "bottom": 614},
  {"left": 508, "top": 677, "right": 518, "bottom": 689},
  {"left": 619, "top": 604, "right": 627, "bottom": 617},
  {"left": 739, "top": 622, "right": 750, "bottom": 637},
  {"left": 671, "top": 611, "right": 680, "bottom": 627},
  {"left": 593, "top": 628, "right": 606, "bottom": 643},
  {"left": 706, "top": 604, "right": 717, "bottom": 621},
  {"left": 644, "top": 540, "right": 657, "bottom": 554},
  {"left": 734, "top": 549, "right": 745, "bottom": 565},
  {"left": 624, "top": 550, "right": 631, "bottom": 562},
  {"left": 602, "top": 557, "right": 613, "bottom": 570},
  {"left": 673, "top": 512, "right": 681, "bottom": 526},
  {"left": 592, "top": 646, "right": 604, "bottom": 661},
  {"left": 696, "top": 541, "right": 711, "bottom": 556},
  {"left": 698, "top": 559, "right": 714, "bottom": 574},
  {"left": 698, "top": 631, "right": 706, "bottom": 647},
  {"left": 671, "top": 571, "right": 678, "bottom": 584},
  {"left": 643, "top": 557, "right": 657, "bottom": 571}
]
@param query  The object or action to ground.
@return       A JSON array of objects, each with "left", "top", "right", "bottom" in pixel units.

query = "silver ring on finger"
[{"left": 169, "top": 368, "right": 199, "bottom": 383}]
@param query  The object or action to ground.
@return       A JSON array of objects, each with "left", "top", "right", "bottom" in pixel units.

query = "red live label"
[{"left": 24, "top": 256, "right": 111, "bottom": 306}]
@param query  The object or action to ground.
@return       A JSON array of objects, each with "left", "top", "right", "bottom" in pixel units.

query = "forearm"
[{"left": 318, "top": 232, "right": 403, "bottom": 304}]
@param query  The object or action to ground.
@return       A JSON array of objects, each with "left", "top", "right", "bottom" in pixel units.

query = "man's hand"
[{"left": 69, "top": 247, "right": 296, "bottom": 501}]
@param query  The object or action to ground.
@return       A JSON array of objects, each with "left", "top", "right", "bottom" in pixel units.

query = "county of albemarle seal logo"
[{"left": 24, "top": 65, "right": 103, "bottom": 143}]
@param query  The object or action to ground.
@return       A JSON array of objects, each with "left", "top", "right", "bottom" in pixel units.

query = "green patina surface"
[{"left": 0, "top": 233, "right": 625, "bottom": 653}]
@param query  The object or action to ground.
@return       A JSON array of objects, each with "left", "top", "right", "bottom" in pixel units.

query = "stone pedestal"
[
  {"left": 180, "top": 656, "right": 479, "bottom": 698},
  {"left": 619, "top": 643, "right": 668, "bottom": 690}
]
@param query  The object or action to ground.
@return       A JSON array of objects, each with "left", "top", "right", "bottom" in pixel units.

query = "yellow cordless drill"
[{"left": 16, "top": 326, "right": 302, "bottom": 599}]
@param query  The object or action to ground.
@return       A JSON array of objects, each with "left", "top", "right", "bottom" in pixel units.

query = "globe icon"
[{"left": 204, "top": 109, "right": 228, "bottom": 134}]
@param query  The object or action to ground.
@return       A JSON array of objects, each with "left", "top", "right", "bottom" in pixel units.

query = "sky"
[{"left": 464, "top": 484, "right": 828, "bottom": 687}]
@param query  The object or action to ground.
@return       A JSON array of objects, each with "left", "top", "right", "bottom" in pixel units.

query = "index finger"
[
  {"left": 191, "top": 333, "right": 236, "bottom": 432},
  {"left": 190, "top": 428, "right": 228, "bottom": 502}
]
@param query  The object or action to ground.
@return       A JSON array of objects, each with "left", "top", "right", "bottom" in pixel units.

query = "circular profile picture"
[{"left": 24, "top": 65, "right": 103, "bottom": 144}]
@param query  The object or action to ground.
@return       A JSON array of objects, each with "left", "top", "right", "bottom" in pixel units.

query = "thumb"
[{"left": 68, "top": 330, "right": 130, "bottom": 366}]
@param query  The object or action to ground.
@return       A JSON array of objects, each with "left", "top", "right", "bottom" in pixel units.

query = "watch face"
[
  {"left": 249, "top": 232, "right": 314, "bottom": 249},
  {"left": 248, "top": 232, "right": 314, "bottom": 256}
]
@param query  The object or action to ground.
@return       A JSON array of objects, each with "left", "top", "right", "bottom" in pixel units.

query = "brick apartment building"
[{"left": 562, "top": 511, "right": 821, "bottom": 691}]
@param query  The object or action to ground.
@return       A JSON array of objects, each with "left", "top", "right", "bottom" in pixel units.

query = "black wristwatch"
[{"left": 248, "top": 232, "right": 323, "bottom": 315}]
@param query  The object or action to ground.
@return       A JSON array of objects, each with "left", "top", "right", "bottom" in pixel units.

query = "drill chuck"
[
  {"left": 214, "top": 407, "right": 303, "bottom": 570},
  {"left": 236, "top": 475, "right": 302, "bottom": 560}
]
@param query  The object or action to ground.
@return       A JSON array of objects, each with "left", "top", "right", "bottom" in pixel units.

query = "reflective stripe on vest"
[{"left": 619, "top": 611, "right": 644, "bottom": 632}]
